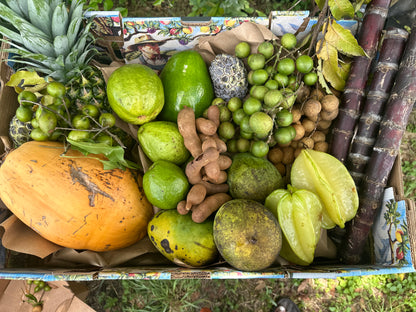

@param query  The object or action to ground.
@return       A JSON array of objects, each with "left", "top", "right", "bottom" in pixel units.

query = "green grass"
[{"left": 89, "top": 273, "right": 416, "bottom": 311}]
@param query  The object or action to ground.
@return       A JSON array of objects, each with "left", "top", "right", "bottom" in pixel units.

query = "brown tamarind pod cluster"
[
  {"left": 176, "top": 105, "right": 232, "bottom": 223},
  {"left": 268, "top": 86, "right": 340, "bottom": 180}
]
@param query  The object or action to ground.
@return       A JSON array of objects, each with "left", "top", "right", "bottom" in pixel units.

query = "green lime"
[
  {"left": 257, "top": 41, "right": 274, "bottom": 59},
  {"left": 235, "top": 41, "right": 251, "bottom": 58},
  {"left": 250, "top": 85, "right": 269, "bottom": 101},
  {"left": 274, "top": 126, "right": 295, "bottom": 145},
  {"left": 68, "top": 130, "right": 91, "bottom": 142},
  {"left": 281, "top": 33, "right": 297, "bottom": 50},
  {"left": 95, "top": 134, "right": 113, "bottom": 146},
  {"left": 212, "top": 97, "right": 225, "bottom": 106},
  {"left": 277, "top": 58, "right": 295, "bottom": 76},
  {"left": 249, "top": 112, "right": 274, "bottom": 138},
  {"left": 82, "top": 104, "right": 100, "bottom": 118},
  {"left": 303, "top": 72, "right": 318, "bottom": 86},
  {"left": 47, "top": 81, "right": 66, "bottom": 98},
  {"left": 38, "top": 110, "right": 57, "bottom": 135},
  {"left": 227, "top": 97, "right": 242, "bottom": 112},
  {"left": 243, "top": 97, "right": 262, "bottom": 115},
  {"left": 233, "top": 108, "right": 247, "bottom": 125},
  {"left": 240, "top": 130, "right": 254, "bottom": 140},
  {"left": 240, "top": 115, "right": 253, "bottom": 134},
  {"left": 263, "top": 89, "right": 283, "bottom": 108},
  {"left": 276, "top": 109, "right": 293, "bottom": 127},
  {"left": 265, "top": 65, "right": 276, "bottom": 75},
  {"left": 218, "top": 121, "right": 236, "bottom": 140},
  {"left": 273, "top": 73, "right": 289, "bottom": 87},
  {"left": 282, "top": 89, "right": 297, "bottom": 109},
  {"left": 236, "top": 138, "right": 251, "bottom": 153},
  {"left": 247, "top": 53, "right": 266, "bottom": 70},
  {"left": 15, "top": 105, "right": 33, "bottom": 122},
  {"left": 30, "top": 128, "right": 49, "bottom": 141},
  {"left": 296, "top": 55, "right": 314, "bottom": 74},
  {"left": 72, "top": 114, "right": 91, "bottom": 130},
  {"left": 247, "top": 71, "right": 255, "bottom": 85},
  {"left": 219, "top": 106, "right": 232, "bottom": 122},
  {"left": 265, "top": 79, "right": 279, "bottom": 90},
  {"left": 18, "top": 90, "right": 37, "bottom": 106},
  {"left": 49, "top": 129, "right": 64, "bottom": 141},
  {"left": 251, "top": 69, "right": 269, "bottom": 86},
  {"left": 99, "top": 113, "right": 116, "bottom": 128},
  {"left": 251, "top": 140, "right": 269, "bottom": 158},
  {"left": 227, "top": 139, "right": 238, "bottom": 153},
  {"left": 31, "top": 118, "right": 39, "bottom": 128},
  {"left": 143, "top": 160, "right": 189, "bottom": 210},
  {"left": 288, "top": 75, "right": 298, "bottom": 90}
]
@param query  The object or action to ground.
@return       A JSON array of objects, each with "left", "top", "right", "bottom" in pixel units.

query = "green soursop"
[
  {"left": 9, "top": 115, "right": 33, "bottom": 147},
  {"left": 209, "top": 54, "right": 248, "bottom": 101}
]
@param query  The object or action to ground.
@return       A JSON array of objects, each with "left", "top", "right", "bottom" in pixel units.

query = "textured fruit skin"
[
  {"left": 143, "top": 160, "right": 189, "bottom": 209},
  {"left": 137, "top": 121, "right": 190, "bottom": 165},
  {"left": 227, "top": 153, "right": 284, "bottom": 203},
  {"left": 0, "top": 141, "right": 153, "bottom": 251},
  {"left": 213, "top": 199, "right": 282, "bottom": 271},
  {"left": 147, "top": 209, "right": 218, "bottom": 267},
  {"left": 158, "top": 50, "right": 214, "bottom": 122},
  {"left": 107, "top": 64, "right": 164, "bottom": 125}
]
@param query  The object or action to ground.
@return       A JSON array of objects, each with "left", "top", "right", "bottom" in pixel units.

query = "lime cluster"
[
  {"left": 15, "top": 81, "right": 117, "bottom": 145},
  {"left": 209, "top": 34, "right": 318, "bottom": 158},
  {"left": 26, "top": 279, "right": 51, "bottom": 293}
]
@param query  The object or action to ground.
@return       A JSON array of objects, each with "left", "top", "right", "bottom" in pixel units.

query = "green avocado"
[
  {"left": 158, "top": 50, "right": 214, "bottom": 122},
  {"left": 147, "top": 209, "right": 219, "bottom": 267}
]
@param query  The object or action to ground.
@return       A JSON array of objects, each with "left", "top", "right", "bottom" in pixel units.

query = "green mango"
[
  {"left": 137, "top": 121, "right": 190, "bottom": 165},
  {"left": 147, "top": 209, "right": 218, "bottom": 267},
  {"left": 158, "top": 50, "right": 214, "bottom": 122}
]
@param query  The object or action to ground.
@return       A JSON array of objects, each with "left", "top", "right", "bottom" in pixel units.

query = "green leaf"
[
  {"left": 6, "top": 70, "right": 48, "bottom": 93},
  {"left": 315, "top": 0, "right": 325, "bottom": 10},
  {"left": 320, "top": 43, "right": 347, "bottom": 91},
  {"left": 103, "top": 0, "right": 114, "bottom": 11},
  {"left": 324, "top": 19, "right": 366, "bottom": 57},
  {"left": 329, "top": 0, "right": 355, "bottom": 20},
  {"left": 27, "top": 0, "right": 52, "bottom": 37},
  {"left": 54, "top": 35, "right": 70, "bottom": 57},
  {"left": 66, "top": 139, "right": 141, "bottom": 171},
  {"left": 51, "top": 3, "right": 69, "bottom": 38},
  {"left": 153, "top": 0, "right": 163, "bottom": 6},
  {"left": 317, "top": 59, "right": 333, "bottom": 94}
]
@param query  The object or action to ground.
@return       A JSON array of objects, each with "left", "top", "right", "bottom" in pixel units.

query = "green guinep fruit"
[{"left": 148, "top": 209, "right": 218, "bottom": 267}]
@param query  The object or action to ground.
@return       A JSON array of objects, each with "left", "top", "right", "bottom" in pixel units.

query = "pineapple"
[{"left": 0, "top": 0, "right": 109, "bottom": 116}]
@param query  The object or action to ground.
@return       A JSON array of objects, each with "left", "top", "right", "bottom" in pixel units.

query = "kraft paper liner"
[{"left": 194, "top": 21, "right": 277, "bottom": 64}]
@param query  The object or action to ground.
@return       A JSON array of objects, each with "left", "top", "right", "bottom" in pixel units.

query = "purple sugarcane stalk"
[
  {"left": 340, "top": 24, "right": 416, "bottom": 265},
  {"left": 329, "top": 0, "right": 392, "bottom": 163},
  {"left": 347, "top": 27, "right": 409, "bottom": 188}
]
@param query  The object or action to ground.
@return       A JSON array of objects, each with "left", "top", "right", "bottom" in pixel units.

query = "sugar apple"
[
  {"left": 209, "top": 54, "right": 248, "bottom": 101},
  {"left": 9, "top": 115, "right": 33, "bottom": 147}
]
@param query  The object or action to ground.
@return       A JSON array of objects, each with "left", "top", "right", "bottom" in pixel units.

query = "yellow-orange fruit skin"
[{"left": 0, "top": 141, "right": 153, "bottom": 252}]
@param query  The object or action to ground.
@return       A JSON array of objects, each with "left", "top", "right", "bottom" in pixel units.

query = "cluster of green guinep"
[
  {"left": 12, "top": 82, "right": 117, "bottom": 146},
  {"left": 209, "top": 33, "right": 317, "bottom": 158}
]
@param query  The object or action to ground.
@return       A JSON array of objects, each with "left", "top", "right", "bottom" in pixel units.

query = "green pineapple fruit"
[{"left": 0, "top": 0, "right": 109, "bottom": 117}]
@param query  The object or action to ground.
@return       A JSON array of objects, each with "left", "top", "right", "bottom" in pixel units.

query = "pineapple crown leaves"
[{"left": 0, "top": 0, "right": 98, "bottom": 82}]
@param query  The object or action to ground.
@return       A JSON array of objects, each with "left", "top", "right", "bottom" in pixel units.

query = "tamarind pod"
[
  {"left": 218, "top": 155, "right": 232, "bottom": 170},
  {"left": 207, "top": 105, "right": 221, "bottom": 127},
  {"left": 329, "top": 0, "right": 391, "bottom": 163},
  {"left": 203, "top": 169, "right": 227, "bottom": 185},
  {"left": 202, "top": 137, "right": 217, "bottom": 152},
  {"left": 177, "top": 200, "right": 189, "bottom": 215},
  {"left": 177, "top": 106, "right": 202, "bottom": 157},
  {"left": 196, "top": 118, "right": 218, "bottom": 136},
  {"left": 204, "top": 161, "right": 221, "bottom": 184},
  {"left": 347, "top": 27, "right": 409, "bottom": 187},
  {"left": 185, "top": 183, "right": 207, "bottom": 210},
  {"left": 200, "top": 181, "right": 229, "bottom": 195},
  {"left": 213, "top": 136, "right": 227, "bottom": 153},
  {"left": 340, "top": 24, "right": 416, "bottom": 264},
  {"left": 191, "top": 193, "right": 232, "bottom": 223},
  {"left": 185, "top": 147, "right": 220, "bottom": 184}
]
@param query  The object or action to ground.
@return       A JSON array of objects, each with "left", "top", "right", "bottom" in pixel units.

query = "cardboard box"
[{"left": 0, "top": 12, "right": 414, "bottom": 280}]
